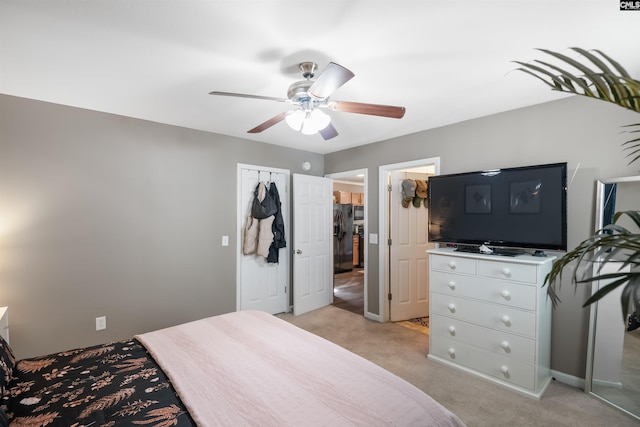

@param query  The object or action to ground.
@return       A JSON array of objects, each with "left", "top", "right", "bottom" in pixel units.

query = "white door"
[
  {"left": 292, "top": 173, "right": 333, "bottom": 315},
  {"left": 389, "top": 171, "right": 433, "bottom": 321},
  {"left": 237, "top": 166, "right": 289, "bottom": 314}
]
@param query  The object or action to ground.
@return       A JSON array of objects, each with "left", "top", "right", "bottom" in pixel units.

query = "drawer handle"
[
  {"left": 447, "top": 261, "right": 456, "bottom": 270},
  {"left": 448, "top": 326, "right": 456, "bottom": 335},
  {"left": 501, "top": 341, "right": 511, "bottom": 351},
  {"left": 500, "top": 365, "right": 510, "bottom": 376},
  {"left": 448, "top": 348, "right": 456, "bottom": 358},
  {"left": 447, "top": 281, "right": 456, "bottom": 290},
  {"left": 448, "top": 304, "right": 456, "bottom": 313},
  {"left": 501, "top": 315, "right": 511, "bottom": 326},
  {"left": 500, "top": 290, "right": 511, "bottom": 300},
  {"left": 500, "top": 267, "right": 511, "bottom": 277}
]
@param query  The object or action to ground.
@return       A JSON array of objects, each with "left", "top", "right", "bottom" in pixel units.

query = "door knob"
[{"left": 295, "top": 249, "right": 303, "bottom": 255}]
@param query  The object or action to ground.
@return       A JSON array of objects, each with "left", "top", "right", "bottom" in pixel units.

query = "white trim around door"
[
  {"left": 325, "top": 169, "right": 372, "bottom": 319},
  {"left": 378, "top": 158, "right": 440, "bottom": 321}
]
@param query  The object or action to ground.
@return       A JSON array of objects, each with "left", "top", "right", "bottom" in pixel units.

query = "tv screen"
[{"left": 428, "top": 162, "right": 567, "bottom": 253}]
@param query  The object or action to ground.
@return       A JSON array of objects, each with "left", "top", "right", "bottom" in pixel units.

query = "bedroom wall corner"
[
  {"left": 0, "top": 94, "right": 323, "bottom": 359},
  {"left": 324, "top": 96, "right": 639, "bottom": 379}
]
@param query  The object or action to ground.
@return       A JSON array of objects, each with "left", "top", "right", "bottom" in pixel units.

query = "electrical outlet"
[{"left": 96, "top": 316, "right": 107, "bottom": 331}]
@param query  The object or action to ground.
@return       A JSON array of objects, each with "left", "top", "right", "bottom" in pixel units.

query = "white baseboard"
[
  {"left": 551, "top": 369, "right": 585, "bottom": 389},
  {"left": 365, "top": 311, "right": 382, "bottom": 322}
]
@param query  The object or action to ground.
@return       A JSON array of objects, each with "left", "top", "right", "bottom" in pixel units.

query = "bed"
[{"left": 0, "top": 310, "right": 465, "bottom": 426}]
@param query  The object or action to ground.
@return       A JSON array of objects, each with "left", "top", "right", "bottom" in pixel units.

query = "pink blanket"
[{"left": 136, "top": 310, "right": 465, "bottom": 426}]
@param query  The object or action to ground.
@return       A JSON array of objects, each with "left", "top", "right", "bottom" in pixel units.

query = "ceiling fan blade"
[
  {"left": 308, "top": 62, "right": 355, "bottom": 99},
  {"left": 247, "top": 112, "right": 288, "bottom": 134},
  {"left": 319, "top": 123, "right": 339, "bottom": 140},
  {"left": 328, "top": 101, "right": 406, "bottom": 119},
  {"left": 209, "top": 91, "right": 288, "bottom": 103}
]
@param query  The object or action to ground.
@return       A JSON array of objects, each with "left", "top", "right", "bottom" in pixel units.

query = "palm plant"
[{"left": 515, "top": 48, "right": 640, "bottom": 318}]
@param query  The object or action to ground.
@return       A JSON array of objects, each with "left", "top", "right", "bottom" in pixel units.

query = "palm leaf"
[
  {"left": 520, "top": 48, "right": 640, "bottom": 319},
  {"left": 591, "top": 49, "right": 633, "bottom": 78},
  {"left": 544, "top": 211, "right": 640, "bottom": 319},
  {"left": 516, "top": 48, "right": 640, "bottom": 116},
  {"left": 614, "top": 210, "right": 640, "bottom": 228},
  {"left": 513, "top": 61, "right": 573, "bottom": 91},
  {"left": 532, "top": 59, "right": 597, "bottom": 97},
  {"left": 622, "top": 123, "right": 640, "bottom": 164},
  {"left": 535, "top": 49, "right": 611, "bottom": 99}
]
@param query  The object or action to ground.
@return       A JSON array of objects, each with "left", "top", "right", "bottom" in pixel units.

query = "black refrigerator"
[{"left": 333, "top": 203, "right": 354, "bottom": 274}]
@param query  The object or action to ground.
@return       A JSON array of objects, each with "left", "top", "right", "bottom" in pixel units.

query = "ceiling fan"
[{"left": 209, "top": 62, "right": 406, "bottom": 140}]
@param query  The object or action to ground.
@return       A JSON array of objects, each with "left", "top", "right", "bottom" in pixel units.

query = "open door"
[
  {"left": 388, "top": 171, "right": 432, "bottom": 321},
  {"left": 377, "top": 158, "right": 439, "bottom": 322},
  {"left": 292, "top": 173, "right": 333, "bottom": 315}
]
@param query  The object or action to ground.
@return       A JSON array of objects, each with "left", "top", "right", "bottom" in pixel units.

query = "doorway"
[
  {"left": 326, "top": 169, "right": 367, "bottom": 317},
  {"left": 378, "top": 158, "right": 439, "bottom": 322}
]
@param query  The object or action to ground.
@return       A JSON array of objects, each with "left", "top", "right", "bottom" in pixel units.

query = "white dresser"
[{"left": 428, "top": 248, "right": 555, "bottom": 399}]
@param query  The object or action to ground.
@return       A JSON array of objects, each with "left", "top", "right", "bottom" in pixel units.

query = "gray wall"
[
  {"left": 324, "top": 95, "right": 639, "bottom": 378},
  {"left": 2, "top": 92, "right": 638, "bottom": 380},
  {"left": 0, "top": 94, "right": 324, "bottom": 359}
]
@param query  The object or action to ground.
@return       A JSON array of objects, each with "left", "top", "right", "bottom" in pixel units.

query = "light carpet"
[{"left": 278, "top": 305, "right": 638, "bottom": 427}]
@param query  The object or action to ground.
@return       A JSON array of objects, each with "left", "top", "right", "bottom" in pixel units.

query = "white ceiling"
[{"left": 2, "top": 1, "right": 638, "bottom": 155}]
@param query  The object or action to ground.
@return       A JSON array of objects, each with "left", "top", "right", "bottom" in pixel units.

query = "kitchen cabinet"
[
  {"left": 353, "top": 236, "right": 359, "bottom": 266},
  {"left": 333, "top": 191, "right": 352, "bottom": 204}
]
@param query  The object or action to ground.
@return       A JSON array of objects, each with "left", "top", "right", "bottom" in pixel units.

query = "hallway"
[{"left": 332, "top": 269, "right": 364, "bottom": 315}]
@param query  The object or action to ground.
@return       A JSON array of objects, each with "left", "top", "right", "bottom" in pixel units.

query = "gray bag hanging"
[{"left": 251, "top": 181, "right": 278, "bottom": 219}]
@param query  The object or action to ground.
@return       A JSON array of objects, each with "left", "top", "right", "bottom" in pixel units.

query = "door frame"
[
  {"left": 236, "top": 163, "right": 291, "bottom": 313},
  {"left": 378, "top": 158, "right": 440, "bottom": 321},
  {"left": 325, "top": 168, "right": 369, "bottom": 317}
]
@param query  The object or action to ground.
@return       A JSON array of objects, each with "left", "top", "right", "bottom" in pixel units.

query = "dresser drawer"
[
  {"left": 430, "top": 314, "right": 535, "bottom": 364},
  {"left": 478, "top": 259, "right": 538, "bottom": 284},
  {"left": 431, "top": 293, "right": 536, "bottom": 338},
  {"left": 431, "top": 336, "right": 536, "bottom": 390},
  {"left": 430, "top": 254, "right": 476, "bottom": 275},
  {"left": 430, "top": 271, "right": 537, "bottom": 310}
]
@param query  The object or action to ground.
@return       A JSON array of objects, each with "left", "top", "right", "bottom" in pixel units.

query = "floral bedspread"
[{"left": 2, "top": 339, "right": 195, "bottom": 426}]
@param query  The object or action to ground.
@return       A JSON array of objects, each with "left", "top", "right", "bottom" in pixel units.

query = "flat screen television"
[{"left": 427, "top": 162, "right": 567, "bottom": 255}]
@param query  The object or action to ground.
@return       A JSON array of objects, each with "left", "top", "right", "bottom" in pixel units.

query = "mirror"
[{"left": 586, "top": 176, "right": 640, "bottom": 420}]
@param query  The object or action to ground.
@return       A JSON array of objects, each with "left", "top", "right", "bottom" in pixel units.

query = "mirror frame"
[{"left": 585, "top": 175, "right": 640, "bottom": 421}]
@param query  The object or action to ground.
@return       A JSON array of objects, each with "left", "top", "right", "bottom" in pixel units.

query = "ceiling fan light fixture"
[
  {"left": 285, "top": 110, "right": 305, "bottom": 131},
  {"left": 210, "top": 60, "right": 404, "bottom": 141},
  {"left": 301, "top": 109, "right": 331, "bottom": 135},
  {"left": 286, "top": 109, "right": 331, "bottom": 135}
]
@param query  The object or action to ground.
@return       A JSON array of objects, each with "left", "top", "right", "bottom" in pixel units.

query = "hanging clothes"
[
  {"left": 257, "top": 215, "right": 275, "bottom": 257},
  {"left": 251, "top": 181, "right": 278, "bottom": 219},
  {"left": 267, "top": 181, "right": 286, "bottom": 263},
  {"left": 243, "top": 180, "right": 286, "bottom": 264},
  {"left": 242, "top": 215, "right": 259, "bottom": 255},
  {"left": 243, "top": 181, "right": 273, "bottom": 256}
]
